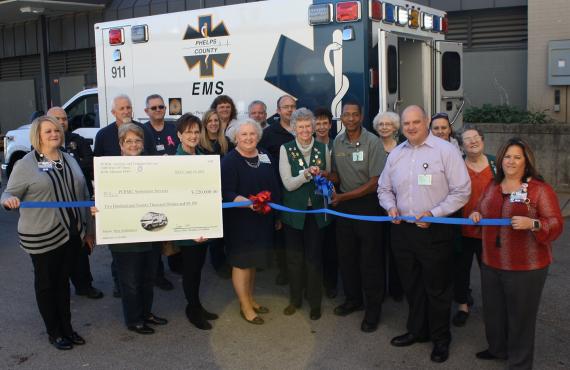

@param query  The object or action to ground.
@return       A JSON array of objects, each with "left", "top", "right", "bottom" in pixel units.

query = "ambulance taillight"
[
  {"left": 109, "top": 28, "right": 124, "bottom": 45},
  {"left": 408, "top": 8, "right": 420, "bottom": 28},
  {"left": 396, "top": 6, "right": 408, "bottom": 26},
  {"left": 422, "top": 13, "right": 434, "bottom": 31},
  {"left": 369, "top": 0, "right": 383, "bottom": 22},
  {"left": 383, "top": 3, "right": 395, "bottom": 23},
  {"left": 336, "top": 1, "right": 361, "bottom": 23},
  {"left": 442, "top": 16, "right": 449, "bottom": 34}
]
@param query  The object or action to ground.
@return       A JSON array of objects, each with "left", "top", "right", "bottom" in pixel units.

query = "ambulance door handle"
[
  {"left": 450, "top": 98, "right": 465, "bottom": 126},
  {"left": 393, "top": 99, "right": 402, "bottom": 112}
]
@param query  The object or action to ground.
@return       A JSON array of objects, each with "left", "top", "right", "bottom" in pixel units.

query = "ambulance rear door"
[
  {"left": 378, "top": 30, "right": 400, "bottom": 113},
  {"left": 95, "top": 25, "right": 136, "bottom": 126},
  {"left": 435, "top": 41, "right": 464, "bottom": 128}
]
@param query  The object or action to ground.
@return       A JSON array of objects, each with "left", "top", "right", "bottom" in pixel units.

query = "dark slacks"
[
  {"left": 335, "top": 195, "right": 384, "bottom": 313},
  {"left": 30, "top": 236, "right": 77, "bottom": 338},
  {"left": 284, "top": 214, "right": 324, "bottom": 310},
  {"left": 322, "top": 219, "right": 338, "bottom": 292},
  {"left": 181, "top": 244, "right": 208, "bottom": 310},
  {"left": 208, "top": 238, "right": 227, "bottom": 270},
  {"left": 380, "top": 211, "right": 403, "bottom": 299},
  {"left": 69, "top": 240, "right": 94, "bottom": 291},
  {"left": 481, "top": 264, "right": 548, "bottom": 370},
  {"left": 453, "top": 236, "right": 482, "bottom": 304},
  {"left": 274, "top": 228, "right": 287, "bottom": 275},
  {"left": 391, "top": 222, "right": 453, "bottom": 344},
  {"left": 112, "top": 247, "right": 159, "bottom": 327}
]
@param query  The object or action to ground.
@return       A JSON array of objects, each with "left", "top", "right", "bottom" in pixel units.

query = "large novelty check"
[{"left": 94, "top": 156, "right": 223, "bottom": 244}]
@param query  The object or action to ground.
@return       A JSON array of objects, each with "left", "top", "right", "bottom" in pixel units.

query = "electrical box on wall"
[{"left": 548, "top": 40, "right": 570, "bottom": 85}]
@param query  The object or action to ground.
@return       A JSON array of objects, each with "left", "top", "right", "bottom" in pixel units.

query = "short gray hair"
[
  {"left": 248, "top": 100, "right": 267, "bottom": 113},
  {"left": 372, "top": 111, "right": 400, "bottom": 132},
  {"left": 118, "top": 123, "right": 144, "bottom": 144},
  {"left": 234, "top": 118, "right": 263, "bottom": 142},
  {"left": 30, "top": 116, "right": 63, "bottom": 151},
  {"left": 112, "top": 94, "right": 132, "bottom": 111},
  {"left": 290, "top": 108, "right": 315, "bottom": 131}
]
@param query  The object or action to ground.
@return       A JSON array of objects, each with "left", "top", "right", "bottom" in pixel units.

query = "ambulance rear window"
[
  {"left": 442, "top": 51, "right": 461, "bottom": 91},
  {"left": 387, "top": 45, "right": 398, "bottom": 94}
]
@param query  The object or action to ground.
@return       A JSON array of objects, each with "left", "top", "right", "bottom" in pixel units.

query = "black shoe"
[
  {"left": 310, "top": 308, "right": 321, "bottom": 321},
  {"left": 186, "top": 306, "right": 212, "bottom": 330},
  {"left": 475, "top": 349, "right": 499, "bottom": 360},
  {"left": 390, "top": 332, "right": 429, "bottom": 347},
  {"left": 253, "top": 306, "right": 270, "bottom": 314},
  {"left": 144, "top": 314, "right": 168, "bottom": 325},
  {"left": 431, "top": 342, "right": 450, "bottom": 363},
  {"left": 333, "top": 302, "right": 363, "bottom": 317},
  {"left": 275, "top": 272, "right": 289, "bottom": 286},
  {"left": 49, "top": 336, "right": 73, "bottom": 350},
  {"left": 325, "top": 288, "right": 337, "bottom": 299},
  {"left": 215, "top": 264, "right": 232, "bottom": 280},
  {"left": 240, "top": 310, "right": 264, "bottom": 325},
  {"left": 201, "top": 306, "right": 219, "bottom": 320},
  {"left": 155, "top": 276, "right": 174, "bottom": 291},
  {"left": 283, "top": 304, "right": 298, "bottom": 316},
  {"left": 113, "top": 284, "right": 121, "bottom": 298},
  {"left": 128, "top": 324, "right": 155, "bottom": 335},
  {"left": 76, "top": 286, "right": 104, "bottom": 299},
  {"left": 65, "top": 332, "right": 86, "bottom": 345},
  {"left": 452, "top": 310, "right": 469, "bottom": 327},
  {"left": 361, "top": 319, "right": 379, "bottom": 333}
]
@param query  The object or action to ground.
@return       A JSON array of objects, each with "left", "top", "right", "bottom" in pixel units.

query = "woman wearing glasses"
[
  {"left": 92, "top": 124, "right": 168, "bottom": 335},
  {"left": 451, "top": 126, "right": 497, "bottom": 327},
  {"left": 469, "top": 138, "right": 563, "bottom": 369}
]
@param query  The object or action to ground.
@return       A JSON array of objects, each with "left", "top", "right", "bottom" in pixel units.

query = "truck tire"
[{"left": 6, "top": 151, "right": 26, "bottom": 179}]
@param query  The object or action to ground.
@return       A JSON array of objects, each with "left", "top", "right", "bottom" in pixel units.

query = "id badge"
[
  {"left": 258, "top": 153, "right": 271, "bottom": 164},
  {"left": 510, "top": 190, "right": 528, "bottom": 203},
  {"left": 156, "top": 144, "right": 165, "bottom": 152},
  {"left": 352, "top": 151, "right": 364, "bottom": 162},
  {"left": 38, "top": 162, "right": 53, "bottom": 172},
  {"left": 417, "top": 174, "right": 432, "bottom": 186}
]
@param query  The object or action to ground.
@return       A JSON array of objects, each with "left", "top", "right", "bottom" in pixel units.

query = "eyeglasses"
[
  {"left": 279, "top": 105, "right": 296, "bottom": 110},
  {"left": 462, "top": 135, "right": 482, "bottom": 143},
  {"left": 149, "top": 105, "right": 165, "bottom": 111},
  {"left": 124, "top": 139, "right": 143, "bottom": 145},
  {"left": 378, "top": 122, "right": 393, "bottom": 128}
]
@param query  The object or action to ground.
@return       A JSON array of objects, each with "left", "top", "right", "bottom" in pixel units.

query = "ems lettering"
[{"left": 192, "top": 81, "right": 224, "bottom": 95}]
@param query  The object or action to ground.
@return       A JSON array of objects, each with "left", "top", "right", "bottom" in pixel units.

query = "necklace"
[
  {"left": 40, "top": 153, "right": 64, "bottom": 170},
  {"left": 245, "top": 156, "right": 260, "bottom": 169}
]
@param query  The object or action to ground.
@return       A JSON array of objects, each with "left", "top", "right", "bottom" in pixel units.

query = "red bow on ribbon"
[{"left": 248, "top": 191, "right": 272, "bottom": 215}]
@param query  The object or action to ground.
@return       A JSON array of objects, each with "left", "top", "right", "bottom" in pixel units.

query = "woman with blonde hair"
[{"left": 199, "top": 109, "right": 233, "bottom": 156}]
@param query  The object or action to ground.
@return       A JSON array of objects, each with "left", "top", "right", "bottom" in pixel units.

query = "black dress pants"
[
  {"left": 284, "top": 214, "right": 324, "bottom": 310},
  {"left": 30, "top": 237, "right": 77, "bottom": 338},
  {"left": 391, "top": 222, "right": 453, "bottom": 344},
  {"left": 380, "top": 209, "right": 403, "bottom": 299},
  {"left": 181, "top": 245, "right": 208, "bottom": 311},
  {"left": 322, "top": 219, "right": 338, "bottom": 292},
  {"left": 335, "top": 195, "right": 384, "bottom": 314},
  {"left": 453, "top": 236, "right": 482, "bottom": 304},
  {"left": 481, "top": 264, "right": 548, "bottom": 370},
  {"left": 69, "top": 240, "right": 93, "bottom": 292}
]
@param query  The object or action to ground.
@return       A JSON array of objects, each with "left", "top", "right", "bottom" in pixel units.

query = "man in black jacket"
[
  {"left": 258, "top": 95, "right": 296, "bottom": 285},
  {"left": 47, "top": 106, "right": 103, "bottom": 300}
]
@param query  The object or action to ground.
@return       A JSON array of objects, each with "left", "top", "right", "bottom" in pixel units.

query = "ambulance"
[
  {"left": 3, "top": 0, "right": 463, "bottom": 178},
  {"left": 95, "top": 0, "right": 463, "bottom": 130}
]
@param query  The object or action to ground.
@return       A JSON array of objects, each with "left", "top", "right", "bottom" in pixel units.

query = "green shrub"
[{"left": 464, "top": 104, "right": 551, "bottom": 124}]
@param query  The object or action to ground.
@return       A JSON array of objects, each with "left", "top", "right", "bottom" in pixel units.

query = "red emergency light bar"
[
  {"left": 369, "top": 0, "right": 383, "bottom": 21},
  {"left": 109, "top": 28, "right": 124, "bottom": 45},
  {"left": 336, "top": 1, "right": 361, "bottom": 23},
  {"left": 442, "top": 16, "right": 448, "bottom": 33}
]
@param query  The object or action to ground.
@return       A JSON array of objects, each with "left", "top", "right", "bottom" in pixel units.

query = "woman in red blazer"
[{"left": 470, "top": 137, "right": 563, "bottom": 370}]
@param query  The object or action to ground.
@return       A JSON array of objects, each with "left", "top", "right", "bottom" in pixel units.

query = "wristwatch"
[{"left": 532, "top": 219, "right": 541, "bottom": 231}]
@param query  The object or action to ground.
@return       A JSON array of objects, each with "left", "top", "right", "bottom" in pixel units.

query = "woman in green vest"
[
  {"left": 174, "top": 113, "right": 219, "bottom": 330},
  {"left": 279, "top": 108, "right": 331, "bottom": 320}
]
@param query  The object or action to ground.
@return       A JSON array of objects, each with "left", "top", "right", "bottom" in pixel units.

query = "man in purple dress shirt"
[{"left": 378, "top": 105, "right": 470, "bottom": 363}]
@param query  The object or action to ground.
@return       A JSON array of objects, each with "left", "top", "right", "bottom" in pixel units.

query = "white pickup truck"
[{"left": 2, "top": 88, "right": 100, "bottom": 179}]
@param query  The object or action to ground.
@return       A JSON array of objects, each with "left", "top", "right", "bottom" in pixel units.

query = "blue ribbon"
[
  {"left": 314, "top": 175, "right": 334, "bottom": 203},
  {"left": 19, "top": 200, "right": 511, "bottom": 226}
]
